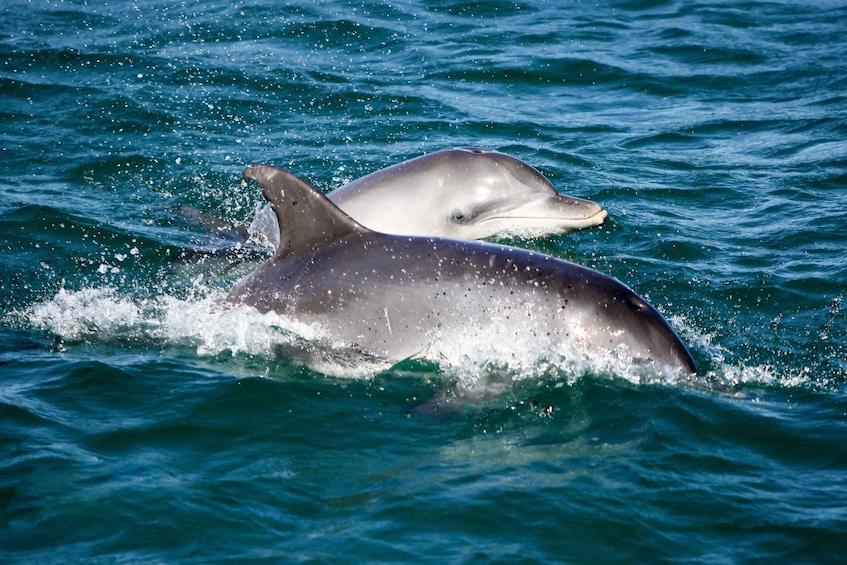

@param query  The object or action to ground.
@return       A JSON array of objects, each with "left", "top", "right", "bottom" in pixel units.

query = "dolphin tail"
[{"left": 242, "top": 164, "right": 371, "bottom": 261}]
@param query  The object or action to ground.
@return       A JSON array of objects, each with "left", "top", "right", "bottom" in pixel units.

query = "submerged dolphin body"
[
  {"left": 255, "top": 148, "right": 607, "bottom": 247},
  {"left": 228, "top": 164, "right": 697, "bottom": 375}
]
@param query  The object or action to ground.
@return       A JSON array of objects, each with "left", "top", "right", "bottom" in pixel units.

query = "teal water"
[{"left": 2, "top": 0, "right": 846, "bottom": 562}]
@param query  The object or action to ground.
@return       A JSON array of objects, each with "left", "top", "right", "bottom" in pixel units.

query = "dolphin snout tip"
[
  {"left": 673, "top": 348, "right": 699, "bottom": 376},
  {"left": 685, "top": 356, "right": 699, "bottom": 376},
  {"left": 578, "top": 206, "right": 608, "bottom": 227}
]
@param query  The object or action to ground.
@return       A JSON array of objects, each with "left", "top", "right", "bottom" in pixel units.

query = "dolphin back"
[{"left": 243, "top": 164, "right": 371, "bottom": 261}]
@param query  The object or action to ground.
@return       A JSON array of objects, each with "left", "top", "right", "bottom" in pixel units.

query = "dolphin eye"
[{"left": 451, "top": 209, "right": 469, "bottom": 224}]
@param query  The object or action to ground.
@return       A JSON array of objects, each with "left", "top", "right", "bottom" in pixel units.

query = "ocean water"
[{"left": 2, "top": 0, "right": 846, "bottom": 562}]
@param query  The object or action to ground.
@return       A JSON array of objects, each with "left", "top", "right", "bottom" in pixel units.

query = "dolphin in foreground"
[
  {"left": 255, "top": 147, "right": 608, "bottom": 247},
  {"left": 228, "top": 164, "right": 697, "bottom": 375}
]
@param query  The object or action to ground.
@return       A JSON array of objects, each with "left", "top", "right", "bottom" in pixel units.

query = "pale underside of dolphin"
[
  {"left": 252, "top": 147, "right": 608, "bottom": 247},
  {"left": 228, "top": 164, "right": 697, "bottom": 376}
]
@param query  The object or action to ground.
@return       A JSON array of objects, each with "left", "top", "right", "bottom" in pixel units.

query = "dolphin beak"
[
  {"left": 549, "top": 194, "right": 608, "bottom": 224},
  {"left": 500, "top": 194, "right": 608, "bottom": 231}
]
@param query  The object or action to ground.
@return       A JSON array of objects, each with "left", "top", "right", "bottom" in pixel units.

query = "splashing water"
[{"left": 18, "top": 274, "right": 801, "bottom": 397}]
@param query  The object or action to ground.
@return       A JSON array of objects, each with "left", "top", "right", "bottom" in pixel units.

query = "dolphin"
[
  {"left": 254, "top": 148, "right": 607, "bottom": 247},
  {"left": 227, "top": 164, "right": 697, "bottom": 376}
]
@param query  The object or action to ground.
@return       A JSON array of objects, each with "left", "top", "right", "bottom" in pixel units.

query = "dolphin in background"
[
  {"left": 252, "top": 148, "right": 607, "bottom": 247},
  {"left": 228, "top": 164, "right": 697, "bottom": 376}
]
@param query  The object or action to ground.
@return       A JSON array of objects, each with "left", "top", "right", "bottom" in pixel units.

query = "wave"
[{"left": 14, "top": 280, "right": 828, "bottom": 396}]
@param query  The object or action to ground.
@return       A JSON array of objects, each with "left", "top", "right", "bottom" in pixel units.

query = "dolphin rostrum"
[{"left": 228, "top": 164, "right": 697, "bottom": 375}]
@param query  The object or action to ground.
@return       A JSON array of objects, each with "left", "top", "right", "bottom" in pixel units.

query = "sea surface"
[{"left": 2, "top": 0, "right": 846, "bottom": 562}]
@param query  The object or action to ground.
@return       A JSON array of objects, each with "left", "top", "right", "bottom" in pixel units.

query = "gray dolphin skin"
[
  {"left": 228, "top": 164, "right": 698, "bottom": 375},
  {"left": 329, "top": 147, "right": 607, "bottom": 239},
  {"left": 256, "top": 147, "right": 607, "bottom": 247}
]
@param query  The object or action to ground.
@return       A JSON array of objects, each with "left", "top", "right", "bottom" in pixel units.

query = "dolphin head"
[
  {"left": 328, "top": 147, "right": 608, "bottom": 240},
  {"left": 568, "top": 273, "right": 698, "bottom": 374},
  {"left": 442, "top": 147, "right": 608, "bottom": 240}
]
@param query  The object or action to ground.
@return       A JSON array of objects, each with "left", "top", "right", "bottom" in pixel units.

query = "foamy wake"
[
  {"left": 24, "top": 286, "right": 388, "bottom": 376},
  {"left": 19, "top": 286, "right": 811, "bottom": 392}
]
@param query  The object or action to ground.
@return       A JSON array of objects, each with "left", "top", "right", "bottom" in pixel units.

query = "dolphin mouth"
[
  {"left": 479, "top": 193, "right": 610, "bottom": 229},
  {"left": 480, "top": 207, "right": 608, "bottom": 228},
  {"left": 581, "top": 208, "right": 609, "bottom": 225}
]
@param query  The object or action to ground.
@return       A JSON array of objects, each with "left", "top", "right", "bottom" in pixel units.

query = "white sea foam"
[
  {"left": 28, "top": 287, "right": 149, "bottom": 342},
  {"left": 27, "top": 287, "right": 314, "bottom": 357},
  {"left": 246, "top": 204, "right": 279, "bottom": 250},
  {"left": 23, "top": 285, "right": 398, "bottom": 379},
  {"left": 420, "top": 323, "right": 679, "bottom": 390},
  {"left": 22, "top": 284, "right": 818, "bottom": 392}
]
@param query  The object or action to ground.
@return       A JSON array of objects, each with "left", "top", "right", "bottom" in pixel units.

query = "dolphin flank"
[{"left": 228, "top": 164, "right": 697, "bottom": 375}]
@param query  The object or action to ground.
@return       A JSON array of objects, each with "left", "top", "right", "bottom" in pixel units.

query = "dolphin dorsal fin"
[{"left": 242, "top": 164, "right": 370, "bottom": 260}]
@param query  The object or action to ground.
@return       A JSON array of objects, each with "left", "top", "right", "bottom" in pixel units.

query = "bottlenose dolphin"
[
  {"left": 228, "top": 164, "right": 697, "bottom": 375},
  {"left": 254, "top": 148, "right": 607, "bottom": 247}
]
